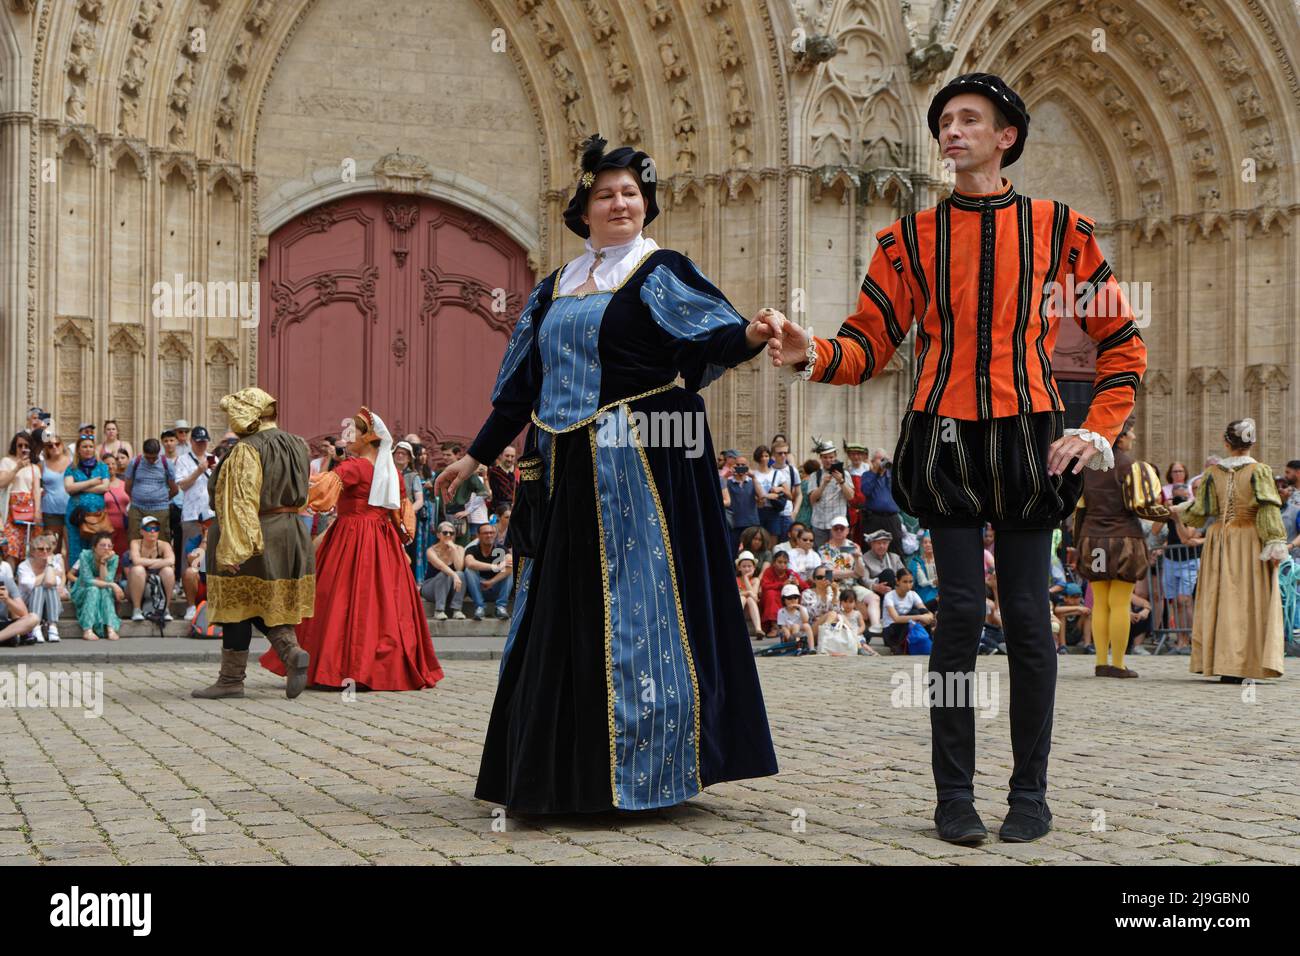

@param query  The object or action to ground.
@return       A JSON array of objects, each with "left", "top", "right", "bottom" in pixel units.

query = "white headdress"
[
  {"left": 1235, "top": 418, "right": 1257, "bottom": 446},
  {"left": 358, "top": 407, "right": 401, "bottom": 510}
]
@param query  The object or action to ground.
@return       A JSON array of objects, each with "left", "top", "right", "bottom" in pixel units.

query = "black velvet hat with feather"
[{"left": 562, "top": 134, "right": 659, "bottom": 239}]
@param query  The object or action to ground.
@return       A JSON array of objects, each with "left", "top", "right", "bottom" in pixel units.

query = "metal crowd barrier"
[{"left": 1146, "top": 542, "right": 1200, "bottom": 654}]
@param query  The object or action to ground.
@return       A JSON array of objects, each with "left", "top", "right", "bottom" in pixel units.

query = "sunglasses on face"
[
  {"left": 34, "top": 546, "right": 52, "bottom": 553},
  {"left": 143, "top": 527, "right": 159, "bottom": 533},
  {"left": 784, "top": 595, "right": 799, "bottom": 601},
  {"left": 438, "top": 529, "right": 454, "bottom": 536}
]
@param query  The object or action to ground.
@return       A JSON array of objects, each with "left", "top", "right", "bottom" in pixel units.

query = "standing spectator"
[
  {"left": 463, "top": 522, "right": 512, "bottom": 620},
  {"left": 770, "top": 438, "right": 802, "bottom": 535},
  {"left": 161, "top": 430, "right": 184, "bottom": 583},
  {"left": 411, "top": 442, "right": 437, "bottom": 581},
  {"left": 421, "top": 520, "right": 466, "bottom": 621},
  {"left": 77, "top": 422, "right": 96, "bottom": 445},
  {"left": 17, "top": 534, "right": 66, "bottom": 642},
  {"left": 394, "top": 440, "right": 424, "bottom": 571},
  {"left": 174, "top": 426, "right": 212, "bottom": 566},
  {"left": 23, "top": 407, "right": 47, "bottom": 436},
  {"left": 859, "top": 448, "right": 906, "bottom": 557},
  {"left": 1161, "top": 461, "right": 1189, "bottom": 503},
  {"left": 488, "top": 445, "right": 518, "bottom": 509},
  {"left": 126, "top": 515, "right": 175, "bottom": 622},
  {"left": 808, "top": 440, "right": 861, "bottom": 548},
  {"left": 845, "top": 441, "right": 871, "bottom": 479},
  {"left": 448, "top": 449, "right": 489, "bottom": 543},
  {"left": 759, "top": 550, "right": 805, "bottom": 637},
  {"left": 69, "top": 531, "right": 122, "bottom": 641},
  {"left": 63, "top": 435, "right": 110, "bottom": 566},
  {"left": 0, "top": 561, "right": 40, "bottom": 646},
  {"left": 124, "top": 438, "right": 178, "bottom": 544},
  {"left": 1281, "top": 475, "right": 1300, "bottom": 561},
  {"left": 794, "top": 459, "right": 817, "bottom": 529},
  {"left": 1158, "top": 482, "right": 1202, "bottom": 651},
  {"left": 1, "top": 432, "right": 42, "bottom": 566},
  {"left": 39, "top": 433, "right": 71, "bottom": 563},
  {"left": 172, "top": 420, "right": 192, "bottom": 455},
  {"left": 97, "top": 419, "right": 133, "bottom": 460},
  {"left": 735, "top": 551, "right": 762, "bottom": 636},
  {"left": 723, "top": 454, "right": 760, "bottom": 557},
  {"left": 752, "top": 444, "right": 794, "bottom": 541},
  {"left": 102, "top": 452, "right": 131, "bottom": 559}
]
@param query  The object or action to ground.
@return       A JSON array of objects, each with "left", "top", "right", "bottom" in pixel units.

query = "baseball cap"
[
  {"left": 829, "top": 516, "right": 849, "bottom": 528},
  {"left": 781, "top": 583, "right": 800, "bottom": 597},
  {"left": 141, "top": 515, "right": 160, "bottom": 529},
  {"left": 191, "top": 426, "right": 210, "bottom": 442},
  {"left": 395, "top": 441, "right": 414, "bottom": 455},
  {"left": 1063, "top": 582, "right": 1083, "bottom": 597},
  {"left": 735, "top": 550, "right": 756, "bottom": 566}
]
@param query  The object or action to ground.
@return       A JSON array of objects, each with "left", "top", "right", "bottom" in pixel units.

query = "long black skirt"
[
  {"left": 892, "top": 409, "right": 1084, "bottom": 531},
  {"left": 475, "top": 388, "right": 778, "bottom": 813}
]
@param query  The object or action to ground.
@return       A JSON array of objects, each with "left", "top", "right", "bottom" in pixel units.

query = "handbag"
[
  {"left": 1122, "top": 459, "right": 1171, "bottom": 521},
  {"left": 509, "top": 454, "right": 546, "bottom": 559},
  {"left": 390, "top": 498, "right": 416, "bottom": 546},
  {"left": 8, "top": 466, "right": 38, "bottom": 523},
  {"left": 80, "top": 509, "right": 112, "bottom": 536}
]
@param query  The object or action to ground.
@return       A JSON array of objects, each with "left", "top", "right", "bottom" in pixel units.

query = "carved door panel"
[{"left": 259, "top": 193, "right": 533, "bottom": 453}]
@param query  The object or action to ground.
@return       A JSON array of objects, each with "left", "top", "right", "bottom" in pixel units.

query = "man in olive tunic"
[{"left": 192, "top": 387, "right": 316, "bottom": 699}]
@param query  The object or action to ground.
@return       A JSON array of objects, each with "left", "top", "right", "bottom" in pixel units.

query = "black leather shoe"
[
  {"left": 934, "top": 799, "right": 988, "bottom": 845},
  {"left": 999, "top": 799, "right": 1053, "bottom": 842}
]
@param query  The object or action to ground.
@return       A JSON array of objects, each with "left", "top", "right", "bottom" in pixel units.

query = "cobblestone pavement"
[{"left": 1, "top": 656, "right": 1296, "bottom": 865}]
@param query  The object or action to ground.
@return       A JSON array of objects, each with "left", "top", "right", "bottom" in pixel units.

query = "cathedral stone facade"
[{"left": 1, "top": 0, "right": 1296, "bottom": 469}]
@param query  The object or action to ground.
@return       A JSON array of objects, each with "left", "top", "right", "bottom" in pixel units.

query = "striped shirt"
[{"left": 804, "top": 179, "right": 1146, "bottom": 445}]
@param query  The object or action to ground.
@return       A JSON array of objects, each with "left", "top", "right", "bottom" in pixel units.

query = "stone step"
[{"left": 55, "top": 598, "right": 511, "bottom": 626}]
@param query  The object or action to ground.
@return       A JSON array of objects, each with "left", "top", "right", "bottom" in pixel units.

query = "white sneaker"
[
  {"left": 184, "top": 606, "right": 197, "bottom": 622},
  {"left": 163, "top": 611, "right": 174, "bottom": 622},
  {"left": 452, "top": 610, "right": 466, "bottom": 620},
  {"left": 131, "top": 608, "right": 144, "bottom": 622},
  {"left": 433, "top": 611, "right": 447, "bottom": 621},
  {"left": 34, "top": 628, "right": 46, "bottom": 643},
  {"left": 45, "top": 624, "right": 60, "bottom": 643}
]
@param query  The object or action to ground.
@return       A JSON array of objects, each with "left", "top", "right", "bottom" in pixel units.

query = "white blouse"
[{"left": 556, "top": 233, "right": 660, "bottom": 296}]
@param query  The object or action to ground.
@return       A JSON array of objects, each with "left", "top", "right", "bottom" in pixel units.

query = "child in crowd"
[
  {"left": 882, "top": 568, "right": 933, "bottom": 654},
  {"left": 1053, "top": 582, "right": 1091, "bottom": 653},
  {"left": 775, "top": 582, "right": 813, "bottom": 652}
]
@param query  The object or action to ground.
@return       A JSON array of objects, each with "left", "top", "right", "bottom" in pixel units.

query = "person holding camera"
[
  {"left": 174, "top": 426, "right": 214, "bottom": 567},
  {"left": 723, "top": 454, "right": 761, "bottom": 558},
  {"left": 859, "top": 447, "right": 906, "bottom": 558},
  {"left": 807, "top": 438, "right": 863, "bottom": 549}
]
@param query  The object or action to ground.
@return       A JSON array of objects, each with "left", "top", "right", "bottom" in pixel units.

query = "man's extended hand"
[
  {"left": 760, "top": 312, "right": 812, "bottom": 370},
  {"left": 1046, "top": 434, "right": 1100, "bottom": 476}
]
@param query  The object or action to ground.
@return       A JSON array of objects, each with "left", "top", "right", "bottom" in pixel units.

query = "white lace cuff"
[
  {"left": 1170, "top": 498, "right": 1194, "bottom": 514},
  {"left": 1063, "top": 428, "right": 1114, "bottom": 471},
  {"left": 792, "top": 326, "right": 818, "bottom": 382},
  {"left": 1260, "top": 540, "right": 1289, "bottom": 562}
]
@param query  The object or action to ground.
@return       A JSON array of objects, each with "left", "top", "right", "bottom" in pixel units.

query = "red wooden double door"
[{"left": 259, "top": 193, "right": 534, "bottom": 452}]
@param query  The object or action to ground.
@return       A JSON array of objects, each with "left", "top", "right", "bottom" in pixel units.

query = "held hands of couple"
[{"left": 749, "top": 310, "right": 811, "bottom": 370}]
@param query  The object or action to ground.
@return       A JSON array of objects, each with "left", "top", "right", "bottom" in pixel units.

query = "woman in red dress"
[{"left": 261, "top": 406, "right": 442, "bottom": 691}]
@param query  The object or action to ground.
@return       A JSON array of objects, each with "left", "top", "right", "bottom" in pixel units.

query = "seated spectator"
[
  {"left": 422, "top": 520, "right": 466, "bottom": 621},
  {"left": 772, "top": 521, "right": 806, "bottom": 557},
  {"left": 127, "top": 515, "right": 175, "bottom": 622},
  {"left": 16, "top": 534, "right": 66, "bottom": 642},
  {"left": 463, "top": 522, "right": 511, "bottom": 620},
  {"left": 124, "top": 438, "right": 178, "bottom": 545},
  {"left": 758, "top": 549, "right": 806, "bottom": 637},
  {"left": 1, "top": 430, "right": 42, "bottom": 567},
  {"left": 63, "top": 435, "right": 111, "bottom": 566},
  {"left": 775, "top": 583, "right": 812, "bottom": 649},
  {"left": 735, "top": 551, "right": 762, "bottom": 636},
  {"left": 837, "top": 588, "right": 876, "bottom": 655},
  {"left": 863, "top": 529, "right": 905, "bottom": 587},
  {"left": 786, "top": 525, "right": 823, "bottom": 580},
  {"left": 982, "top": 573, "right": 1006, "bottom": 654},
  {"left": 737, "top": 526, "right": 772, "bottom": 575},
  {"left": 800, "top": 567, "right": 840, "bottom": 653},
  {"left": 907, "top": 532, "right": 939, "bottom": 609},
  {"left": 181, "top": 529, "right": 207, "bottom": 621},
  {"left": 1053, "top": 581, "right": 1091, "bottom": 654},
  {"left": 818, "top": 516, "right": 868, "bottom": 588},
  {"left": 0, "top": 560, "right": 41, "bottom": 646},
  {"left": 70, "top": 531, "right": 122, "bottom": 641},
  {"left": 882, "top": 567, "right": 934, "bottom": 654}
]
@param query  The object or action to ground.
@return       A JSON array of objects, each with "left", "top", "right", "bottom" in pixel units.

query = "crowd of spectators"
[{"left": 722, "top": 438, "right": 1300, "bottom": 658}]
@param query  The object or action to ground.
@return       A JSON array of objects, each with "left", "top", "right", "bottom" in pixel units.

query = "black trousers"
[
  {"left": 928, "top": 526, "right": 1055, "bottom": 805},
  {"left": 221, "top": 616, "right": 270, "bottom": 652}
]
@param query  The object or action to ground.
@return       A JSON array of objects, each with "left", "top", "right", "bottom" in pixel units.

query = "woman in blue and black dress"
[{"left": 437, "top": 135, "right": 779, "bottom": 814}]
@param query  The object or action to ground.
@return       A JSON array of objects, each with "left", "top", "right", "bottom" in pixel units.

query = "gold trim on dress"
[
  {"left": 627, "top": 406, "right": 703, "bottom": 794},
  {"left": 552, "top": 248, "right": 659, "bottom": 300},
  {"left": 588, "top": 423, "right": 620, "bottom": 808},
  {"left": 530, "top": 382, "right": 677, "bottom": 435},
  {"left": 207, "top": 573, "right": 316, "bottom": 627}
]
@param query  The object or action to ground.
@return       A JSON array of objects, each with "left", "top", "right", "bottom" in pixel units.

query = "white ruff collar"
[
  {"left": 1215, "top": 455, "right": 1256, "bottom": 470},
  {"left": 557, "top": 233, "right": 658, "bottom": 295}
]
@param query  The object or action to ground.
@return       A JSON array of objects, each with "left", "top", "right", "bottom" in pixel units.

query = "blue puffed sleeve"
[
  {"left": 639, "top": 253, "right": 762, "bottom": 391},
  {"left": 467, "top": 275, "right": 555, "bottom": 464}
]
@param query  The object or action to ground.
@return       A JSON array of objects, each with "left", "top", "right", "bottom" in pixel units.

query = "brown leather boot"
[
  {"left": 267, "top": 625, "right": 310, "bottom": 699},
  {"left": 192, "top": 649, "right": 248, "bottom": 699}
]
